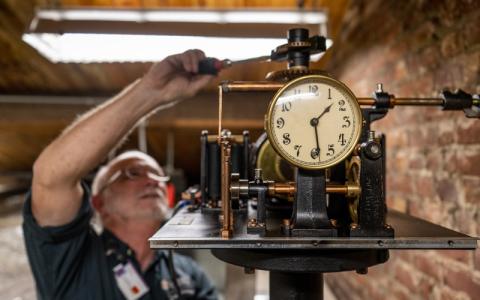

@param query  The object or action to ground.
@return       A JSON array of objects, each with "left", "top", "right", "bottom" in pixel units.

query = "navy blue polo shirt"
[{"left": 22, "top": 183, "right": 218, "bottom": 300}]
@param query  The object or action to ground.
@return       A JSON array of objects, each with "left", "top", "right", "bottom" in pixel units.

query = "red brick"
[
  {"left": 392, "top": 286, "right": 410, "bottom": 300},
  {"left": 444, "top": 149, "right": 459, "bottom": 174},
  {"left": 462, "top": 177, "right": 480, "bottom": 204},
  {"left": 390, "top": 175, "right": 415, "bottom": 195},
  {"left": 394, "top": 250, "right": 412, "bottom": 263},
  {"left": 437, "top": 250, "right": 471, "bottom": 264},
  {"left": 438, "top": 130, "right": 456, "bottom": 146},
  {"left": 475, "top": 248, "right": 480, "bottom": 271},
  {"left": 416, "top": 174, "right": 436, "bottom": 198},
  {"left": 439, "top": 286, "right": 470, "bottom": 300},
  {"left": 391, "top": 151, "right": 410, "bottom": 173},
  {"left": 413, "top": 253, "right": 442, "bottom": 281},
  {"left": 457, "top": 118, "right": 480, "bottom": 144},
  {"left": 417, "top": 277, "right": 435, "bottom": 300},
  {"left": 395, "top": 264, "right": 416, "bottom": 291},
  {"left": 426, "top": 149, "right": 443, "bottom": 173},
  {"left": 435, "top": 178, "right": 458, "bottom": 203},
  {"left": 408, "top": 200, "right": 422, "bottom": 218},
  {"left": 444, "top": 265, "right": 480, "bottom": 300},
  {"left": 408, "top": 153, "right": 426, "bottom": 170},
  {"left": 387, "top": 130, "right": 409, "bottom": 148},
  {"left": 453, "top": 208, "right": 476, "bottom": 235},
  {"left": 455, "top": 151, "right": 480, "bottom": 177},
  {"left": 387, "top": 196, "right": 407, "bottom": 213}
]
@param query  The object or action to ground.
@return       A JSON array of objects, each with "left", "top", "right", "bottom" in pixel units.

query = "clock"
[{"left": 265, "top": 75, "right": 363, "bottom": 170}]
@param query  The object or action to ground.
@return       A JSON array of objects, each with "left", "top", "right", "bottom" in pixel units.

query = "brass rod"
[
  {"left": 221, "top": 81, "right": 449, "bottom": 107},
  {"left": 393, "top": 97, "right": 444, "bottom": 106},
  {"left": 356, "top": 98, "right": 376, "bottom": 106},
  {"left": 327, "top": 184, "right": 348, "bottom": 194},
  {"left": 221, "top": 81, "right": 283, "bottom": 93},
  {"left": 268, "top": 182, "right": 295, "bottom": 197},
  {"left": 357, "top": 97, "right": 444, "bottom": 107},
  {"left": 269, "top": 182, "right": 357, "bottom": 196},
  {"left": 218, "top": 85, "right": 223, "bottom": 138},
  {"left": 220, "top": 139, "right": 233, "bottom": 238}
]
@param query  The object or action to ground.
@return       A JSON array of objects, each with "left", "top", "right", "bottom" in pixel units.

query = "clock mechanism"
[
  {"left": 184, "top": 28, "right": 479, "bottom": 240},
  {"left": 151, "top": 29, "right": 479, "bottom": 297}
]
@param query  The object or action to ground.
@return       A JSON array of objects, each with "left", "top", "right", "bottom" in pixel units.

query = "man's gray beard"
[{"left": 105, "top": 200, "right": 171, "bottom": 222}]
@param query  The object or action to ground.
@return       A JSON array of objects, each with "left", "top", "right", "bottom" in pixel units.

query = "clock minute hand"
[
  {"left": 310, "top": 117, "right": 321, "bottom": 161},
  {"left": 309, "top": 103, "right": 333, "bottom": 161}
]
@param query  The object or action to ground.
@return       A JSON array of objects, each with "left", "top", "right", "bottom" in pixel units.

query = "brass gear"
[
  {"left": 346, "top": 156, "right": 361, "bottom": 224},
  {"left": 265, "top": 68, "right": 330, "bottom": 82}
]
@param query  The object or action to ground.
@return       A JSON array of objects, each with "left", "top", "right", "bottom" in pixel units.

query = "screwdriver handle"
[{"left": 198, "top": 57, "right": 224, "bottom": 75}]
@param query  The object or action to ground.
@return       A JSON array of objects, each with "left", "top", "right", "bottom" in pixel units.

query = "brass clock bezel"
[{"left": 265, "top": 75, "right": 363, "bottom": 170}]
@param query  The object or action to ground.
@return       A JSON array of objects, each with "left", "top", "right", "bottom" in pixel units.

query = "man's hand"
[{"left": 138, "top": 49, "right": 214, "bottom": 106}]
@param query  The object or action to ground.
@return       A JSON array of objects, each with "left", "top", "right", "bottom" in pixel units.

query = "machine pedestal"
[
  {"left": 212, "top": 249, "right": 389, "bottom": 300},
  {"left": 270, "top": 272, "right": 323, "bottom": 300}
]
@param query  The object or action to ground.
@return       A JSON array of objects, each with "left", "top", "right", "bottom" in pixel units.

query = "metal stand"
[
  {"left": 290, "top": 169, "right": 337, "bottom": 237},
  {"left": 270, "top": 272, "right": 323, "bottom": 300}
]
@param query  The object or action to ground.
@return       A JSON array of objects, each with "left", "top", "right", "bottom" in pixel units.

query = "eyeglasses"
[{"left": 100, "top": 165, "right": 170, "bottom": 193}]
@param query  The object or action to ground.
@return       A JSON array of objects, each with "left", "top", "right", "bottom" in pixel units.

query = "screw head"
[
  {"left": 376, "top": 83, "right": 383, "bottom": 93},
  {"left": 363, "top": 141, "right": 382, "bottom": 159},
  {"left": 370, "top": 144, "right": 380, "bottom": 154}
]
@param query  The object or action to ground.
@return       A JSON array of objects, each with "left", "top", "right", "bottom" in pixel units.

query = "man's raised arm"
[{"left": 31, "top": 50, "right": 212, "bottom": 227}]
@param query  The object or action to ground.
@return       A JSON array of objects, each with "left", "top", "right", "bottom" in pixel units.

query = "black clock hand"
[
  {"left": 314, "top": 125, "right": 320, "bottom": 160},
  {"left": 309, "top": 103, "right": 333, "bottom": 160},
  {"left": 316, "top": 103, "right": 333, "bottom": 120},
  {"left": 310, "top": 117, "right": 321, "bottom": 160}
]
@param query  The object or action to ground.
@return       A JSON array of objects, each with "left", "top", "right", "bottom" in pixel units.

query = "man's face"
[{"left": 100, "top": 158, "right": 169, "bottom": 221}]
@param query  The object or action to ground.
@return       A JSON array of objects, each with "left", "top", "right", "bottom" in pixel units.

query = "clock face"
[{"left": 266, "top": 75, "right": 362, "bottom": 170}]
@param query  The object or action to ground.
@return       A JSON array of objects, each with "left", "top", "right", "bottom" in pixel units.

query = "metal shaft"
[
  {"left": 270, "top": 272, "right": 323, "bottom": 300},
  {"left": 220, "top": 138, "right": 233, "bottom": 238},
  {"left": 356, "top": 97, "right": 443, "bottom": 106},
  {"left": 220, "top": 82, "right": 447, "bottom": 107},
  {"left": 221, "top": 81, "right": 284, "bottom": 93},
  {"left": 268, "top": 182, "right": 360, "bottom": 197}
]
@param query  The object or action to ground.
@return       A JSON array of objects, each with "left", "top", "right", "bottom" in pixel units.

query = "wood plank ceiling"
[{"left": 0, "top": 0, "right": 350, "bottom": 187}]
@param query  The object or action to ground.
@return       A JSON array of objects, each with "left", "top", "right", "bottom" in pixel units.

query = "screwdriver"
[{"left": 198, "top": 56, "right": 271, "bottom": 75}]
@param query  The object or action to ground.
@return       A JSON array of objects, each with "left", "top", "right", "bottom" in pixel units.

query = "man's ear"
[{"left": 91, "top": 194, "right": 104, "bottom": 211}]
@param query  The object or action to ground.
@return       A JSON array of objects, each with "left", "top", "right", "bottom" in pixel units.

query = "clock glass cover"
[{"left": 266, "top": 75, "right": 362, "bottom": 169}]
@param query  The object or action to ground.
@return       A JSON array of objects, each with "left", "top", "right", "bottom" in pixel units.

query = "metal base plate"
[{"left": 149, "top": 206, "right": 478, "bottom": 250}]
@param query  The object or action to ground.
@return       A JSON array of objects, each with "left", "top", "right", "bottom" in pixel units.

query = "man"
[{"left": 23, "top": 49, "right": 217, "bottom": 299}]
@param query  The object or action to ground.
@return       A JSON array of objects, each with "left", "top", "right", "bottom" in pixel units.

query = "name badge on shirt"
[{"left": 113, "top": 261, "right": 149, "bottom": 300}]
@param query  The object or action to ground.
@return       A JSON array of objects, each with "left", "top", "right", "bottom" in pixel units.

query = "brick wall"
[{"left": 325, "top": 1, "right": 480, "bottom": 299}]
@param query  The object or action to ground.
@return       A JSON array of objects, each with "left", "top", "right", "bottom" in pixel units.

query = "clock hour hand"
[{"left": 315, "top": 103, "right": 333, "bottom": 120}]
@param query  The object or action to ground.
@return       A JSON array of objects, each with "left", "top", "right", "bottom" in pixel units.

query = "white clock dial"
[{"left": 266, "top": 75, "right": 362, "bottom": 169}]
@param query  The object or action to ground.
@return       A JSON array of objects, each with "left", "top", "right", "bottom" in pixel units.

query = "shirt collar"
[{"left": 101, "top": 229, "right": 166, "bottom": 271}]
